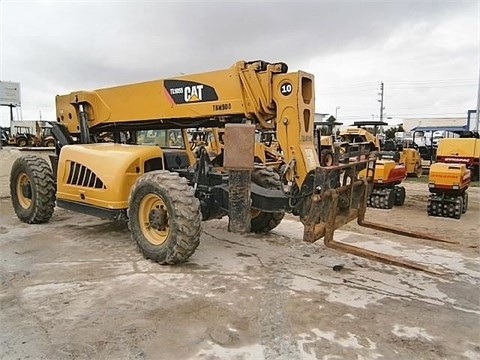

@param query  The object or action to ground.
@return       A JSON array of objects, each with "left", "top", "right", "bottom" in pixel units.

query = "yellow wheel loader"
[{"left": 9, "top": 60, "right": 449, "bottom": 274}]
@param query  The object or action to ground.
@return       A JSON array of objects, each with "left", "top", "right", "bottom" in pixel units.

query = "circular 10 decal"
[{"left": 280, "top": 82, "right": 293, "bottom": 96}]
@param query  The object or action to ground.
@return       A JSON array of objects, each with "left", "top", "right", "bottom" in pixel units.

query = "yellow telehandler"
[{"left": 9, "top": 60, "right": 447, "bottom": 273}]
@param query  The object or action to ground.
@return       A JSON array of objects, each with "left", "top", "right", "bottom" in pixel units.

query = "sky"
[{"left": 0, "top": 0, "right": 478, "bottom": 128}]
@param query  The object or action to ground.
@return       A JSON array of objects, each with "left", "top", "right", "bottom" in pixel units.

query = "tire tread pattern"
[
  {"left": 128, "top": 170, "right": 202, "bottom": 264},
  {"left": 10, "top": 155, "right": 55, "bottom": 223},
  {"left": 250, "top": 164, "right": 285, "bottom": 233}
]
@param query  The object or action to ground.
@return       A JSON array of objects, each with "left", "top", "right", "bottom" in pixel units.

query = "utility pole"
[{"left": 378, "top": 81, "right": 384, "bottom": 122}]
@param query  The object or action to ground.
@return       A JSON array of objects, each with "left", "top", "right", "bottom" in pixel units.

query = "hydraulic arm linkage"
[{"left": 49, "top": 60, "right": 451, "bottom": 274}]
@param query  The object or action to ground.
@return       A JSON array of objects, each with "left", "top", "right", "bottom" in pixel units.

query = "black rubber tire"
[
  {"left": 462, "top": 192, "right": 468, "bottom": 213},
  {"left": 45, "top": 140, "right": 55, "bottom": 148},
  {"left": 320, "top": 149, "right": 334, "bottom": 167},
  {"left": 128, "top": 171, "right": 202, "bottom": 264},
  {"left": 17, "top": 138, "right": 27, "bottom": 147},
  {"left": 386, "top": 188, "right": 396, "bottom": 209},
  {"left": 394, "top": 186, "right": 406, "bottom": 206},
  {"left": 250, "top": 164, "right": 285, "bottom": 233},
  {"left": 427, "top": 197, "right": 433, "bottom": 216},
  {"left": 10, "top": 155, "right": 55, "bottom": 223},
  {"left": 454, "top": 197, "right": 463, "bottom": 219}
]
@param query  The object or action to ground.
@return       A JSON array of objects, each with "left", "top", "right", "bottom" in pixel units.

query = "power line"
[
  {"left": 337, "top": 112, "right": 468, "bottom": 119},
  {"left": 389, "top": 84, "right": 476, "bottom": 89},
  {"left": 317, "top": 79, "right": 475, "bottom": 91},
  {"left": 387, "top": 79, "right": 476, "bottom": 84}
]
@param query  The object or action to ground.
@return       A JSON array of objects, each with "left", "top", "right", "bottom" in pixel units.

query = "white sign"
[{"left": 0, "top": 81, "right": 21, "bottom": 106}]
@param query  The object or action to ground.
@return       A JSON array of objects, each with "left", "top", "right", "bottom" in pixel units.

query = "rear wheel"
[
  {"left": 17, "top": 138, "right": 27, "bottom": 147},
  {"left": 45, "top": 139, "right": 55, "bottom": 148},
  {"left": 320, "top": 149, "right": 334, "bottom": 167},
  {"left": 10, "top": 155, "right": 55, "bottom": 223},
  {"left": 128, "top": 171, "right": 202, "bottom": 264},
  {"left": 250, "top": 164, "right": 284, "bottom": 233}
]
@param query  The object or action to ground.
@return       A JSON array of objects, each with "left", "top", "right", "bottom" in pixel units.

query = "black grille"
[{"left": 66, "top": 161, "right": 106, "bottom": 189}]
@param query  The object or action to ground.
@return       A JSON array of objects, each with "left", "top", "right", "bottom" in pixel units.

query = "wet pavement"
[{"left": 1, "top": 199, "right": 479, "bottom": 360}]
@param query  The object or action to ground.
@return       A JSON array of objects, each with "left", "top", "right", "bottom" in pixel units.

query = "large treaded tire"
[
  {"left": 10, "top": 155, "right": 55, "bottom": 223},
  {"left": 320, "top": 149, "right": 334, "bottom": 167},
  {"left": 250, "top": 164, "right": 285, "bottom": 233},
  {"left": 128, "top": 171, "right": 202, "bottom": 264}
]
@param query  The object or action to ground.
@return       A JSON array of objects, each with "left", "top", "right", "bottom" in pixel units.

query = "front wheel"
[
  {"left": 128, "top": 171, "right": 202, "bottom": 264},
  {"left": 16, "top": 138, "right": 27, "bottom": 147},
  {"left": 10, "top": 155, "right": 56, "bottom": 223},
  {"left": 45, "top": 139, "right": 56, "bottom": 148}
]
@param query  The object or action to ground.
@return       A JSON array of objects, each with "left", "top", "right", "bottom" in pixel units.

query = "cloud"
[{"left": 0, "top": 0, "right": 477, "bottom": 125}]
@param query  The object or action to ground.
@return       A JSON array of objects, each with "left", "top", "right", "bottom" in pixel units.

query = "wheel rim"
[
  {"left": 138, "top": 193, "right": 170, "bottom": 245},
  {"left": 16, "top": 173, "right": 32, "bottom": 209},
  {"left": 251, "top": 209, "right": 261, "bottom": 219},
  {"left": 325, "top": 154, "right": 333, "bottom": 166}
]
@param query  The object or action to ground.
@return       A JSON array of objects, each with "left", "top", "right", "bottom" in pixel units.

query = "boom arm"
[{"left": 56, "top": 60, "right": 318, "bottom": 187}]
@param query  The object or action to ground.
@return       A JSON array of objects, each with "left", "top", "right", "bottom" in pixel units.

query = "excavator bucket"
[{"left": 301, "top": 145, "right": 455, "bottom": 275}]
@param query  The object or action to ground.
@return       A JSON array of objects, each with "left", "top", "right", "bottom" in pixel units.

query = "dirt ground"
[{"left": 0, "top": 148, "right": 479, "bottom": 360}]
